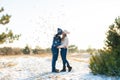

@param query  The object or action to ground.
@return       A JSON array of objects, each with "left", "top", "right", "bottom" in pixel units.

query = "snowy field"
[{"left": 0, "top": 53, "right": 120, "bottom": 80}]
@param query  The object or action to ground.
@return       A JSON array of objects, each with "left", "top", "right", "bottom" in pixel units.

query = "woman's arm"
[{"left": 57, "top": 37, "right": 68, "bottom": 48}]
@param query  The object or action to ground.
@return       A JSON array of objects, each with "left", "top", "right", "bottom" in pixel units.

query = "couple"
[{"left": 51, "top": 28, "right": 72, "bottom": 73}]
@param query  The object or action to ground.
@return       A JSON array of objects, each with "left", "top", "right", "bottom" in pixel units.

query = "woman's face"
[
  {"left": 62, "top": 32, "right": 66, "bottom": 37},
  {"left": 62, "top": 32, "right": 65, "bottom": 35}
]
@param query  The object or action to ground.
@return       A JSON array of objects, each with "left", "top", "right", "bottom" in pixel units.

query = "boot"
[
  {"left": 68, "top": 66, "right": 72, "bottom": 72},
  {"left": 60, "top": 66, "right": 66, "bottom": 72},
  {"left": 52, "top": 69, "right": 59, "bottom": 73}
]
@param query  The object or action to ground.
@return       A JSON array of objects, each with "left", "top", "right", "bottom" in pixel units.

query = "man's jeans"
[{"left": 51, "top": 47, "right": 59, "bottom": 72}]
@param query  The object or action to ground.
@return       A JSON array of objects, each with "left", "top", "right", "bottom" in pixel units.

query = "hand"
[{"left": 57, "top": 46, "right": 60, "bottom": 48}]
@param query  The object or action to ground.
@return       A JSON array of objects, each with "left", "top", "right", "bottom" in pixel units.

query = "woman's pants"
[{"left": 60, "top": 48, "right": 70, "bottom": 68}]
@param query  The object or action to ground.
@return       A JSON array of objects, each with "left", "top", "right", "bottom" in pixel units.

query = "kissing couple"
[{"left": 51, "top": 28, "right": 72, "bottom": 73}]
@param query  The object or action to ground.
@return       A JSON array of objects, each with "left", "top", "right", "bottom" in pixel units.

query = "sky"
[{"left": 0, "top": 0, "right": 120, "bottom": 49}]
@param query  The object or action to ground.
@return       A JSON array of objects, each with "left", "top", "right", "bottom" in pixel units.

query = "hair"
[{"left": 62, "top": 33, "right": 67, "bottom": 41}]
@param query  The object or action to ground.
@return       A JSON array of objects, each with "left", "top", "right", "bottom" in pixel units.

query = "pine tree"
[
  {"left": 0, "top": 7, "right": 20, "bottom": 44},
  {"left": 89, "top": 16, "right": 120, "bottom": 76},
  {"left": 22, "top": 45, "right": 30, "bottom": 54}
]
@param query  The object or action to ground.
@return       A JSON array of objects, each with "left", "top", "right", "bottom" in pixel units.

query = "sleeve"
[
  {"left": 58, "top": 37, "right": 68, "bottom": 48},
  {"left": 52, "top": 36, "right": 61, "bottom": 47}
]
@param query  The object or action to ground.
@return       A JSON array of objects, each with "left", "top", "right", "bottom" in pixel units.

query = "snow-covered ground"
[{"left": 0, "top": 53, "right": 120, "bottom": 80}]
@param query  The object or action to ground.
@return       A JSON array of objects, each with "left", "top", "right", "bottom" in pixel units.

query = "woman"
[
  {"left": 57, "top": 30, "right": 72, "bottom": 72},
  {"left": 51, "top": 28, "right": 63, "bottom": 73}
]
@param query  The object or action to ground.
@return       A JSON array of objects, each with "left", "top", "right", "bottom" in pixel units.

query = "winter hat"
[
  {"left": 57, "top": 28, "right": 63, "bottom": 35},
  {"left": 63, "top": 30, "right": 70, "bottom": 34}
]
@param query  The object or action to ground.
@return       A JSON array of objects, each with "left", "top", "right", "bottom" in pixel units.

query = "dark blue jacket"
[{"left": 52, "top": 34, "right": 61, "bottom": 48}]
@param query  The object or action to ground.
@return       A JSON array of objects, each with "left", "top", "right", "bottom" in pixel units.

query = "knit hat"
[
  {"left": 57, "top": 28, "right": 63, "bottom": 35},
  {"left": 63, "top": 30, "right": 70, "bottom": 34}
]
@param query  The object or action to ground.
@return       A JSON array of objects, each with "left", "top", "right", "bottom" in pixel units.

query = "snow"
[{"left": 0, "top": 54, "right": 120, "bottom": 80}]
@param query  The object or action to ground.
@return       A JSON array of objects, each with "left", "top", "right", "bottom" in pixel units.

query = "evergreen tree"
[
  {"left": 68, "top": 45, "right": 78, "bottom": 53},
  {"left": 89, "top": 16, "right": 120, "bottom": 76},
  {"left": 0, "top": 7, "right": 20, "bottom": 44},
  {"left": 22, "top": 45, "right": 30, "bottom": 54}
]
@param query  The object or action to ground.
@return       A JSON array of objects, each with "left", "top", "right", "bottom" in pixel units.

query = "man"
[{"left": 51, "top": 28, "right": 63, "bottom": 72}]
